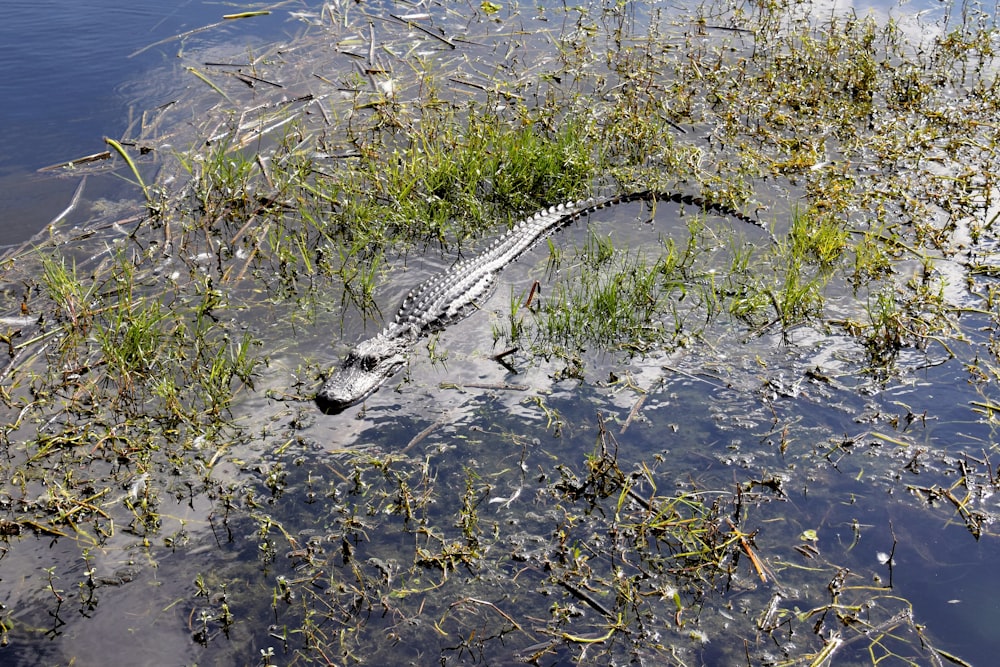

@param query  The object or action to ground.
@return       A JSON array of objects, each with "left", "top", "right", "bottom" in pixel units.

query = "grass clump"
[
  {"left": 328, "top": 106, "right": 599, "bottom": 248},
  {"left": 0, "top": 244, "right": 264, "bottom": 546},
  {"left": 164, "top": 102, "right": 602, "bottom": 327},
  {"left": 497, "top": 227, "right": 697, "bottom": 362},
  {"left": 788, "top": 206, "right": 850, "bottom": 268}
]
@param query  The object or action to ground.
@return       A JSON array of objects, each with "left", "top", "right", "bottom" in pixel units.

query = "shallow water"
[{"left": 0, "top": 0, "right": 998, "bottom": 665}]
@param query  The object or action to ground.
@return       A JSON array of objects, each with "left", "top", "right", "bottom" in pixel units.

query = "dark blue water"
[{"left": 0, "top": 1, "right": 307, "bottom": 243}]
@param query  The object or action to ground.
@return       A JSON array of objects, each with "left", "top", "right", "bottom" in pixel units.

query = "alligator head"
[{"left": 316, "top": 328, "right": 416, "bottom": 413}]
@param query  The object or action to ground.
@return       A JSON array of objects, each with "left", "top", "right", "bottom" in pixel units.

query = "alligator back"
[{"left": 392, "top": 191, "right": 765, "bottom": 334}]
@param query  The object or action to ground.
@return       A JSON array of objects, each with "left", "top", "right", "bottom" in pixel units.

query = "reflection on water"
[{"left": 0, "top": 0, "right": 304, "bottom": 243}]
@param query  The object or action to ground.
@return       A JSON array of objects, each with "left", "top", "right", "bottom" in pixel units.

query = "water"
[
  {"left": 0, "top": 0, "right": 998, "bottom": 665},
  {"left": 0, "top": 0, "right": 306, "bottom": 243}
]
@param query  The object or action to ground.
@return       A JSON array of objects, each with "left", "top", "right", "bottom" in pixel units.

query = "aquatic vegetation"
[{"left": 0, "top": 0, "right": 998, "bottom": 665}]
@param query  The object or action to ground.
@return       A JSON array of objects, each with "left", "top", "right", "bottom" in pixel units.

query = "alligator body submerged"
[{"left": 317, "top": 191, "right": 768, "bottom": 413}]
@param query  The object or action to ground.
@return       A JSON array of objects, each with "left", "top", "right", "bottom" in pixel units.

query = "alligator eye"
[{"left": 359, "top": 355, "right": 378, "bottom": 372}]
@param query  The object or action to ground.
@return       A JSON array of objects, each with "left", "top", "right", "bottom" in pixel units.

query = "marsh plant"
[{"left": 0, "top": 0, "right": 998, "bottom": 665}]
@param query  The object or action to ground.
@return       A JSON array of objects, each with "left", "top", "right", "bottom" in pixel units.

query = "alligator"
[{"left": 316, "top": 191, "right": 770, "bottom": 413}]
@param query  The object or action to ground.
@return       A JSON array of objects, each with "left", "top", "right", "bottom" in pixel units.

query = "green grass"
[{"left": 500, "top": 228, "right": 694, "bottom": 359}]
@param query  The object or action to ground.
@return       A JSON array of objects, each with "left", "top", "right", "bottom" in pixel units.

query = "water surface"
[
  {"left": 0, "top": 0, "right": 305, "bottom": 243},
  {"left": 0, "top": 1, "right": 998, "bottom": 665}
]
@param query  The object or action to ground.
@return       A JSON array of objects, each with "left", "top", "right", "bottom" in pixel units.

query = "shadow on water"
[{"left": 1, "top": 0, "right": 999, "bottom": 665}]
